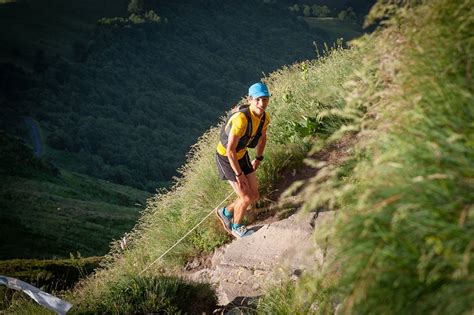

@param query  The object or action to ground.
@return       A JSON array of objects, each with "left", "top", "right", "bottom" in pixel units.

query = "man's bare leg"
[
  {"left": 228, "top": 172, "right": 259, "bottom": 224},
  {"left": 226, "top": 200, "right": 237, "bottom": 213}
]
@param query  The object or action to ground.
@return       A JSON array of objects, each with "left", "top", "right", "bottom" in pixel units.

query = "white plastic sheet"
[{"left": 0, "top": 275, "right": 72, "bottom": 314}]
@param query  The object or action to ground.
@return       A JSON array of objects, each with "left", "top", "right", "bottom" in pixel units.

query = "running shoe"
[
  {"left": 216, "top": 207, "right": 232, "bottom": 233},
  {"left": 231, "top": 224, "right": 254, "bottom": 238}
]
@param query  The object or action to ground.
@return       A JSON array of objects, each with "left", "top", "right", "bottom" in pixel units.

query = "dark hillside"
[
  {"left": 0, "top": 0, "right": 126, "bottom": 64},
  {"left": 0, "top": 0, "right": 366, "bottom": 192},
  {"left": 0, "top": 132, "right": 150, "bottom": 259}
]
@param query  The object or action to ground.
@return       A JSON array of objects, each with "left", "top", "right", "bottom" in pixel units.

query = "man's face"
[{"left": 250, "top": 96, "right": 269, "bottom": 116}]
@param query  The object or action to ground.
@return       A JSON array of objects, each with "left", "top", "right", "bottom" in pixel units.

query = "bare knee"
[
  {"left": 241, "top": 191, "right": 259, "bottom": 204},
  {"left": 240, "top": 194, "right": 252, "bottom": 205},
  {"left": 251, "top": 191, "right": 260, "bottom": 202}
]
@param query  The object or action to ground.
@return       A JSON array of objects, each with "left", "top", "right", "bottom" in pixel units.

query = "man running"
[{"left": 215, "top": 82, "right": 270, "bottom": 238}]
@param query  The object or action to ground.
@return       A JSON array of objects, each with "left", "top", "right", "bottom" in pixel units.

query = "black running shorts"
[{"left": 216, "top": 151, "right": 254, "bottom": 182}]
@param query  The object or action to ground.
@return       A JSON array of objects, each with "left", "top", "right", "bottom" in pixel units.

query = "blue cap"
[{"left": 248, "top": 82, "right": 270, "bottom": 98}]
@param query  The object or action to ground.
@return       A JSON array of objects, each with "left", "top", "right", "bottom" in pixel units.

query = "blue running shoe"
[
  {"left": 231, "top": 224, "right": 254, "bottom": 238},
  {"left": 216, "top": 207, "right": 232, "bottom": 233}
]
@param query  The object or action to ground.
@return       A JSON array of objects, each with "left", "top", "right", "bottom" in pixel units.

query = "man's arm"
[
  {"left": 227, "top": 133, "right": 249, "bottom": 189},
  {"left": 252, "top": 130, "right": 267, "bottom": 171}
]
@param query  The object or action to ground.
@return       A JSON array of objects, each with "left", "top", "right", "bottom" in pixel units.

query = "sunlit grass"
[{"left": 258, "top": 0, "right": 474, "bottom": 314}]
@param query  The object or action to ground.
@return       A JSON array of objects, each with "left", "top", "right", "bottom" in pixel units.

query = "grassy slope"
[
  {"left": 58, "top": 44, "right": 363, "bottom": 313},
  {"left": 0, "top": 170, "right": 150, "bottom": 259},
  {"left": 0, "top": 0, "right": 363, "bottom": 261}
]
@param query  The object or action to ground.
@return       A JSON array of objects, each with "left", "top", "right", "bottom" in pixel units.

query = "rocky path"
[
  {"left": 183, "top": 136, "right": 353, "bottom": 311},
  {"left": 185, "top": 210, "right": 335, "bottom": 309}
]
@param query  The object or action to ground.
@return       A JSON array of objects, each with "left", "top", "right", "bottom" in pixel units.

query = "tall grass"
[
  {"left": 75, "top": 274, "right": 217, "bottom": 314},
  {"left": 258, "top": 0, "right": 474, "bottom": 314},
  {"left": 334, "top": 1, "right": 474, "bottom": 313}
]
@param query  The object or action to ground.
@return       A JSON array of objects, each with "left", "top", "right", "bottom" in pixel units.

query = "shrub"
[{"left": 78, "top": 275, "right": 216, "bottom": 314}]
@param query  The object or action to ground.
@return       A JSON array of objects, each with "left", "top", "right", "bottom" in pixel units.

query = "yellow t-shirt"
[{"left": 216, "top": 110, "right": 270, "bottom": 159}]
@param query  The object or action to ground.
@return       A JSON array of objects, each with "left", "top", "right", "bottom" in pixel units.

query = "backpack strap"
[
  {"left": 238, "top": 105, "right": 266, "bottom": 148},
  {"left": 255, "top": 112, "right": 266, "bottom": 137},
  {"left": 237, "top": 105, "right": 253, "bottom": 139},
  {"left": 219, "top": 104, "right": 266, "bottom": 152},
  {"left": 246, "top": 112, "right": 265, "bottom": 148}
]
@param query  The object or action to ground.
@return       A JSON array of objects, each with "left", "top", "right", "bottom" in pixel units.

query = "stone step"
[{"left": 185, "top": 210, "right": 336, "bottom": 306}]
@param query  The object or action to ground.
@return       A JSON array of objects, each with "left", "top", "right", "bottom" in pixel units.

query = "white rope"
[{"left": 138, "top": 191, "right": 235, "bottom": 276}]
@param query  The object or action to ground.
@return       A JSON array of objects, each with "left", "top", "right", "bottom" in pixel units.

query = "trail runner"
[{"left": 215, "top": 82, "right": 270, "bottom": 238}]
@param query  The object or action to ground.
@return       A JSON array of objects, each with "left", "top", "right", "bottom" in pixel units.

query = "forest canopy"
[{"left": 0, "top": 0, "right": 370, "bottom": 191}]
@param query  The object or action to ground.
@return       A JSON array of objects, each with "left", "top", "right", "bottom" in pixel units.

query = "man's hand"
[
  {"left": 251, "top": 159, "right": 261, "bottom": 171},
  {"left": 236, "top": 173, "right": 249, "bottom": 190}
]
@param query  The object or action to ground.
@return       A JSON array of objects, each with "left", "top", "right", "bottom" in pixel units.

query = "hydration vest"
[{"left": 219, "top": 104, "right": 266, "bottom": 152}]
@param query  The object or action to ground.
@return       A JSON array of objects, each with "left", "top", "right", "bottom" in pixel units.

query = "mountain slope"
[
  {"left": 0, "top": 0, "right": 368, "bottom": 269},
  {"left": 0, "top": 0, "right": 368, "bottom": 191}
]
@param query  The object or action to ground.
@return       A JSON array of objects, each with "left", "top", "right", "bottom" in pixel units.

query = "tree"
[
  {"left": 288, "top": 4, "right": 299, "bottom": 13},
  {"left": 144, "top": 10, "right": 161, "bottom": 23},
  {"left": 127, "top": 0, "right": 144, "bottom": 14},
  {"left": 312, "top": 5, "right": 331, "bottom": 18},
  {"left": 303, "top": 5, "right": 311, "bottom": 17},
  {"left": 338, "top": 7, "right": 357, "bottom": 21},
  {"left": 129, "top": 13, "right": 145, "bottom": 24}
]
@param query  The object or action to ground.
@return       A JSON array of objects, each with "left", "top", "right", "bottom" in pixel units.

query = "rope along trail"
[{"left": 139, "top": 191, "right": 235, "bottom": 276}]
